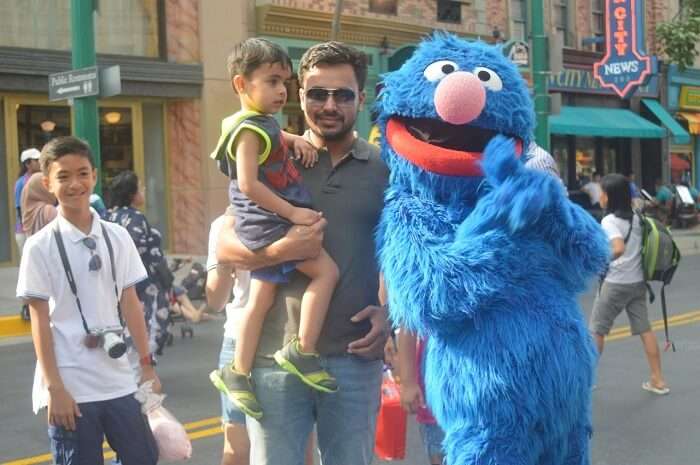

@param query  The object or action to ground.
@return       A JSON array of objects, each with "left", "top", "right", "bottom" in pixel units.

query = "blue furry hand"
[
  {"left": 480, "top": 135, "right": 522, "bottom": 186},
  {"left": 473, "top": 135, "right": 567, "bottom": 233}
]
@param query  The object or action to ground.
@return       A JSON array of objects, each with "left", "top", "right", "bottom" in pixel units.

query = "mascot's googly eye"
[
  {"left": 473, "top": 67, "right": 503, "bottom": 91},
  {"left": 424, "top": 60, "right": 460, "bottom": 82}
]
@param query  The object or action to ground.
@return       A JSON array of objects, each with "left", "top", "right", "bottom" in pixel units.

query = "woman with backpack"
[{"left": 590, "top": 174, "right": 670, "bottom": 395}]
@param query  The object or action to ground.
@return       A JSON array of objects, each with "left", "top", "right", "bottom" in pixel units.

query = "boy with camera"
[{"left": 16, "top": 137, "right": 161, "bottom": 465}]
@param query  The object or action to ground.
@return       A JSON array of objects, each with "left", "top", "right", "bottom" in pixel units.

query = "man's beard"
[{"left": 309, "top": 111, "right": 355, "bottom": 141}]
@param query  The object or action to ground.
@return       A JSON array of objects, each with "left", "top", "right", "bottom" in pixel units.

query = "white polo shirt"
[
  {"left": 16, "top": 208, "right": 147, "bottom": 413},
  {"left": 206, "top": 215, "right": 250, "bottom": 339}
]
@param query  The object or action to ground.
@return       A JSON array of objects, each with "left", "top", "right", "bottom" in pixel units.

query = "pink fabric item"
[
  {"left": 415, "top": 338, "right": 438, "bottom": 425},
  {"left": 147, "top": 406, "right": 192, "bottom": 461},
  {"left": 434, "top": 72, "right": 485, "bottom": 125}
]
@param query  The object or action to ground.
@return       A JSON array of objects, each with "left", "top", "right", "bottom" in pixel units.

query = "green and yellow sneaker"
[
  {"left": 209, "top": 368, "right": 263, "bottom": 419},
  {"left": 273, "top": 337, "right": 338, "bottom": 393}
]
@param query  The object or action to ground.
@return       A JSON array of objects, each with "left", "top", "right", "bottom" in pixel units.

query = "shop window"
[
  {"left": 100, "top": 107, "right": 134, "bottom": 193},
  {"left": 142, "top": 103, "right": 169, "bottom": 247},
  {"left": 17, "top": 105, "right": 71, "bottom": 150},
  {"left": 510, "top": 0, "right": 528, "bottom": 41},
  {"left": 0, "top": 0, "right": 162, "bottom": 58},
  {"left": 575, "top": 137, "right": 596, "bottom": 184},
  {"left": 551, "top": 136, "right": 570, "bottom": 187},
  {"left": 369, "top": 0, "right": 398, "bottom": 15},
  {"left": 553, "top": 0, "right": 573, "bottom": 47},
  {"left": 437, "top": 0, "right": 461, "bottom": 24},
  {"left": 591, "top": 0, "right": 605, "bottom": 53}
]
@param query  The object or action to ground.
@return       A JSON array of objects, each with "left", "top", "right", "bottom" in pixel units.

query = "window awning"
[
  {"left": 678, "top": 112, "right": 700, "bottom": 135},
  {"left": 549, "top": 106, "right": 665, "bottom": 138},
  {"left": 642, "top": 99, "right": 691, "bottom": 144}
]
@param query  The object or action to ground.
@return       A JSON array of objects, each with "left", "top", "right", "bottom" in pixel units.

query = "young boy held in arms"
[{"left": 209, "top": 38, "right": 339, "bottom": 419}]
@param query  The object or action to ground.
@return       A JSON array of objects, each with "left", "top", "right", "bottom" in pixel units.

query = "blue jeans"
[
  {"left": 218, "top": 337, "right": 246, "bottom": 425},
  {"left": 247, "top": 355, "right": 383, "bottom": 465},
  {"left": 48, "top": 394, "right": 157, "bottom": 465}
]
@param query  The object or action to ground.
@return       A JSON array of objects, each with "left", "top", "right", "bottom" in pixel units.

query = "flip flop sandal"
[{"left": 642, "top": 381, "right": 670, "bottom": 395}]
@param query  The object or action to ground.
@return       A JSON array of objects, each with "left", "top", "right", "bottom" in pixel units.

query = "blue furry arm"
[{"left": 472, "top": 135, "right": 610, "bottom": 289}]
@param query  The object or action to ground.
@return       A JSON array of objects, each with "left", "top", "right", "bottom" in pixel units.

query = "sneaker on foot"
[
  {"left": 209, "top": 368, "right": 263, "bottom": 419},
  {"left": 273, "top": 337, "right": 338, "bottom": 393}
]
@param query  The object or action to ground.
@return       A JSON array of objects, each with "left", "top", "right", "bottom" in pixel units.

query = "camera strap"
[{"left": 53, "top": 220, "right": 123, "bottom": 335}]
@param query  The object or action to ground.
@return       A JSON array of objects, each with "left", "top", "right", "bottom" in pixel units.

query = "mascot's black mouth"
[
  {"left": 386, "top": 117, "right": 522, "bottom": 177},
  {"left": 402, "top": 117, "right": 499, "bottom": 153}
]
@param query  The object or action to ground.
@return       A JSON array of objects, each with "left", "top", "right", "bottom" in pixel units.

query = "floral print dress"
[{"left": 108, "top": 206, "right": 171, "bottom": 352}]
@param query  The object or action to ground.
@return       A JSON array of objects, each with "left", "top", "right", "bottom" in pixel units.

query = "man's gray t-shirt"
[{"left": 255, "top": 136, "right": 388, "bottom": 364}]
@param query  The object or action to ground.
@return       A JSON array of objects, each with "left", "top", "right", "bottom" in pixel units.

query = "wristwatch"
[{"left": 139, "top": 354, "right": 153, "bottom": 367}]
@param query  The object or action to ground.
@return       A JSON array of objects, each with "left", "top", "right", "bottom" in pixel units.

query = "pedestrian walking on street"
[
  {"left": 216, "top": 41, "right": 389, "bottom": 465},
  {"left": 590, "top": 173, "right": 670, "bottom": 395},
  {"left": 14, "top": 147, "right": 42, "bottom": 254},
  {"left": 108, "top": 171, "right": 171, "bottom": 356},
  {"left": 16, "top": 136, "right": 161, "bottom": 465},
  {"left": 21, "top": 172, "right": 57, "bottom": 237}
]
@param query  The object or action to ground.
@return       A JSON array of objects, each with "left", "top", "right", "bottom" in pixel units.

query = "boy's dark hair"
[
  {"left": 601, "top": 173, "right": 633, "bottom": 219},
  {"left": 299, "top": 41, "right": 368, "bottom": 91},
  {"left": 109, "top": 170, "right": 139, "bottom": 208},
  {"left": 40, "top": 136, "right": 94, "bottom": 176},
  {"left": 226, "top": 38, "right": 292, "bottom": 85}
]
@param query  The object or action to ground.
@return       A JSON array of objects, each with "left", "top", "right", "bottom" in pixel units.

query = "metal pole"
[
  {"left": 71, "top": 0, "right": 102, "bottom": 193},
  {"left": 530, "top": 0, "right": 550, "bottom": 152},
  {"left": 331, "top": 0, "right": 343, "bottom": 40}
]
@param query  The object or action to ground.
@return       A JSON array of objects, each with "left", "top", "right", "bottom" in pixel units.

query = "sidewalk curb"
[{"left": 0, "top": 315, "right": 31, "bottom": 338}]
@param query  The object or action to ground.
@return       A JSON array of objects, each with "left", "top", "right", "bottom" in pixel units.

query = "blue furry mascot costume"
[{"left": 376, "top": 33, "right": 610, "bottom": 465}]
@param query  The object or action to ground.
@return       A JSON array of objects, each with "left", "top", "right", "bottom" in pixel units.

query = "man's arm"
[
  {"left": 28, "top": 298, "right": 81, "bottom": 430},
  {"left": 206, "top": 264, "right": 235, "bottom": 312},
  {"left": 216, "top": 215, "right": 326, "bottom": 270},
  {"left": 397, "top": 330, "right": 424, "bottom": 413},
  {"left": 120, "top": 286, "right": 160, "bottom": 391}
]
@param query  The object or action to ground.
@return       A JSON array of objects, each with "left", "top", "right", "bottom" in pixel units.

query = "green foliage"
[{"left": 656, "top": 0, "right": 700, "bottom": 70}]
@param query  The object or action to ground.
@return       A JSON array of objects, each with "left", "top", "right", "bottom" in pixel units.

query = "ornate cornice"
[{"left": 256, "top": 5, "right": 479, "bottom": 49}]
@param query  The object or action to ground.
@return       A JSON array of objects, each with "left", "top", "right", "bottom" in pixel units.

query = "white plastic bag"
[{"left": 147, "top": 405, "right": 192, "bottom": 461}]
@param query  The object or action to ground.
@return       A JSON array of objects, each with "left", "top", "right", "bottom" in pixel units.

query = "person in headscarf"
[{"left": 21, "top": 172, "right": 57, "bottom": 237}]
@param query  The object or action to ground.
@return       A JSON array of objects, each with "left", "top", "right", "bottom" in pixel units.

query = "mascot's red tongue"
[
  {"left": 387, "top": 71, "right": 521, "bottom": 177},
  {"left": 386, "top": 119, "right": 522, "bottom": 177}
]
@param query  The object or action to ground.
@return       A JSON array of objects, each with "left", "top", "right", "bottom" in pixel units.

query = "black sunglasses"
[
  {"left": 304, "top": 87, "right": 356, "bottom": 104},
  {"left": 81, "top": 237, "right": 102, "bottom": 272}
]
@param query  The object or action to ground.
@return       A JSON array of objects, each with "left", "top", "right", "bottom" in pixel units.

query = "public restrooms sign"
[{"left": 593, "top": 0, "right": 651, "bottom": 98}]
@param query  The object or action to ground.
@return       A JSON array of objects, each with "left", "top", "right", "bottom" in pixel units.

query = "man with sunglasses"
[
  {"left": 17, "top": 137, "right": 160, "bottom": 465},
  {"left": 216, "top": 41, "right": 389, "bottom": 465}
]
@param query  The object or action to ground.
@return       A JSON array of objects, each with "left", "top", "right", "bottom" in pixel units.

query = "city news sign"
[{"left": 593, "top": 0, "right": 651, "bottom": 98}]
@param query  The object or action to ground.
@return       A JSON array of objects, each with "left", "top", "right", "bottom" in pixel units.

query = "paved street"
[{"left": 1, "top": 254, "right": 699, "bottom": 465}]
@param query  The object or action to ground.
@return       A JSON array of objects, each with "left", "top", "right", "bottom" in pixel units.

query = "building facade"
[
  {"left": 0, "top": 0, "right": 244, "bottom": 265},
  {"left": 2, "top": 0, "right": 694, "bottom": 263}
]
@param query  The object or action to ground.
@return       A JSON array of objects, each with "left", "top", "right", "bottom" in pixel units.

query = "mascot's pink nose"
[{"left": 434, "top": 71, "right": 486, "bottom": 125}]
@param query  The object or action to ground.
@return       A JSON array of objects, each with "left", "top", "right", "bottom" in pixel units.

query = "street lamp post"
[
  {"left": 530, "top": 0, "right": 550, "bottom": 152},
  {"left": 71, "top": 0, "right": 102, "bottom": 193}
]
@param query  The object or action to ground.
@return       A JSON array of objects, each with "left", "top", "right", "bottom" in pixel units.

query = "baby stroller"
[{"left": 154, "top": 259, "right": 208, "bottom": 354}]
